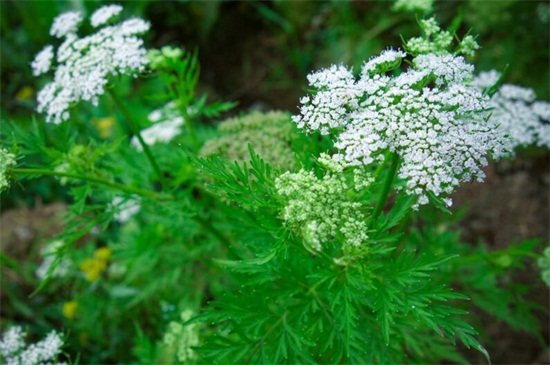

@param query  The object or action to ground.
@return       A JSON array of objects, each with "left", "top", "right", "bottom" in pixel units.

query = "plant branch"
[
  {"left": 12, "top": 168, "right": 172, "bottom": 201},
  {"left": 108, "top": 88, "right": 166, "bottom": 187}
]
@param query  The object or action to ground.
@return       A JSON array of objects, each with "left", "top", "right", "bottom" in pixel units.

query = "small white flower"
[
  {"left": 117, "top": 18, "right": 151, "bottom": 36},
  {"left": 30, "top": 45, "right": 54, "bottom": 76},
  {"left": 50, "top": 11, "right": 83, "bottom": 38},
  {"left": 131, "top": 103, "right": 184, "bottom": 151},
  {"left": 36, "top": 240, "right": 71, "bottom": 280},
  {"left": 131, "top": 119, "right": 184, "bottom": 151},
  {"left": 90, "top": 4, "right": 123, "bottom": 27},
  {"left": 362, "top": 49, "right": 406, "bottom": 75},
  {"left": 111, "top": 196, "right": 141, "bottom": 223}
]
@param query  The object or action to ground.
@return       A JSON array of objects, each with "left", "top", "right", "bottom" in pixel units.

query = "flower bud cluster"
[
  {"left": 405, "top": 18, "right": 479, "bottom": 57},
  {"left": 0, "top": 326, "right": 65, "bottom": 365},
  {"left": 474, "top": 70, "right": 550, "bottom": 151},
  {"left": 393, "top": 0, "right": 434, "bottom": 14},
  {"left": 200, "top": 111, "right": 296, "bottom": 171},
  {"left": 293, "top": 48, "right": 506, "bottom": 208},
  {"left": 163, "top": 309, "right": 199, "bottom": 363},
  {"left": 0, "top": 148, "right": 16, "bottom": 192},
  {"left": 32, "top": 5, "right": 150, "bottom": 124},
  {"left": 275, "top": 155, "right": 371, "bottom": 252}
]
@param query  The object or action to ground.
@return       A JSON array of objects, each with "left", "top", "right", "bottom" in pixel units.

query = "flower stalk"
[
  {"left": 108, "top": 88, "right": 166, "bottom": 187},
  {"left": 12, "top": 168, "right": 171, "bottom": 201}
]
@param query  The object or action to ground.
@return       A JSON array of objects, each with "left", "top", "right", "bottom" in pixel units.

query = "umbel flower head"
[
  {"left": 293, "top": 48, "right": 507, "bottom": 209},
  {"left": 32, "top": 4, "right": 150, "bottom": 124},
  {"left": 474, "top": 70, "right": 550, "bottom": 151},
  {"left": 200, "top": 110, "right": 296, "bottom": 171}
]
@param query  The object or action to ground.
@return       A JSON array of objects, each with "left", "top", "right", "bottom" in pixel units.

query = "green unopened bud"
[
  {"left": 459, "top": 35, "right": 480, "bottom": 57},
  {"left": 0, "top": 148, "right": 16, "bottom": 192}
]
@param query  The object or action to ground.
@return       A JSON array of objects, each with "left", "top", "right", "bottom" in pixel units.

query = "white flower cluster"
[
  {"left": 0, "top": 326, "right": 65, "bottom": 365},
  {"left": 111, "top": 196, "right": 141, "bottom": 223},
  {"left": 36, "top": 240, "right": 71, "bottom": 280},
  {"left": 294, "top": 49, "right": 506, "bottom": 208},
  {"left": 131, "top": 102, "right": 184, "bottom": 151},
  {"left": 275, "top": 155, "right": 371, "bottom": 252},
  {"left": 0, "top": 148, "right": 16, "bottom": 192},
  {"left": 32, "top": 5, "right": 150, "bottom": 124},
  {"left": 474, "top": 70, "right": 550, "bottom": 151}
]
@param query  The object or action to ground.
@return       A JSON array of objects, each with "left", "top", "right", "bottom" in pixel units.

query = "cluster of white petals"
[
  {"left": 36, "top": 240, "right": 71, "bottom": 280},
  {"left": 30, "top": 45, "right": 54, "bottom": 76},
  {"left": 474, "top": 70, "right": 550, "bottom": 151},
  {"left": 131, "top": 102, "right": 184, "bottom": 151},
  {"left": 90, "top": 4, "right": 123, "bottom": 27},
  {"left": 0, "top": 326, "right": 66, "bottom": 365},
  {"left": 0, "top": 326, "right": 25, "bottom": 358},
  {"left": 33, "top": 5, "right": 150, "bottom": 124},
  {"left": 294, "top": 49, "right": 506, "bottom": 208},
  {"left": 49, "top": 11, "right": 82, "bottom": 38},
  {"left": 111, "top": 196, "right": 141, "bottom": 223}
]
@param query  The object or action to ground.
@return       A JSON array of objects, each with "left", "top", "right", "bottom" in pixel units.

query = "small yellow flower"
[
  {"left": 94, "top": 247, "right": 112, "bottom": 261},
  {"left": 80, "top": 257, "right": 107, "bottom": 282},
  {"left": 80, "top": 247, "right": 112, "bottom": 282},
  {"left": 62, "top": 301, "right": 78, "bottom": 320},
  {"left": 16, "top": 86, "right": 34, "bottom": 101},
  {"left": 93, "top": 116, "right": 116, "bottom": 139}
]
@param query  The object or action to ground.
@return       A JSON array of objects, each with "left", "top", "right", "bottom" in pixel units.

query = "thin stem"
[
  {"left": 370, "top": 153, "right": 400, "bottom": 229},
  {"left": 13, "top": 168, "right": 172, "bottom": 201},
  {"left": 177, "top": 103, "right": 200, "bottom": 152},
  {"left": 108, "top": 88, "right": 166, "bottom": 186}
]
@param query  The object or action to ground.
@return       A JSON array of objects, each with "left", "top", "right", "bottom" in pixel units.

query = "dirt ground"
[{"left": 453, "top": 152, "right": 550, "bottom": 365}]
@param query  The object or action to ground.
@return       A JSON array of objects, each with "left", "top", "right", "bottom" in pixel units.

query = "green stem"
[
  {"left": 177, "top": 103, "right": 200, "bottom": 152},
  {"left": 108, "top": 88, "right": 166, "bottom": 186},
  {"left": 370, "top": 153, "right": 400, "bottom": 229},
  {"left": 12, "top": 168, "right": 171, "bottom": 201}
]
